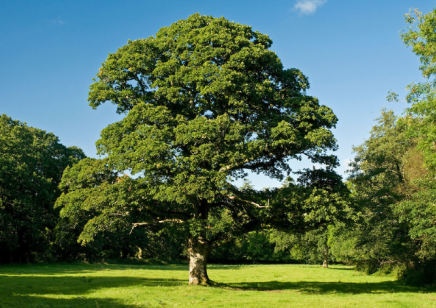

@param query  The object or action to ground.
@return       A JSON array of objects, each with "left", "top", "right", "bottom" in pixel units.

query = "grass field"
[{"left": 1, "top": 263, "right": 435, "bottom": 307}]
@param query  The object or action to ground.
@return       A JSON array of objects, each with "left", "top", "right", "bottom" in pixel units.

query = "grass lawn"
[{"left": 1, "top": 263, "right": 435, "bottom": 307}]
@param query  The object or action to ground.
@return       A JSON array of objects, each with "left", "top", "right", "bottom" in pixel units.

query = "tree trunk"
[
  {"left": 322, "top": 244, "right": 329, "bottom": 268},
  {"left": 188, "top": 238, "right": 210, "bottom": 285}
]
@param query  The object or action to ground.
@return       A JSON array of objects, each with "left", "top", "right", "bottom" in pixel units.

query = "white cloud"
[
  {"left": 50, "top": 19, "right": 65, "bottom": 25},
  {"left": 294, "top": 0, "right": 327, "bottom": 15}
]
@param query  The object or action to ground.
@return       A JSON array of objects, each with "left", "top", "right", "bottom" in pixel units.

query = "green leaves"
[
  {"left": 266, "top": 168, "right": 348, "bottom": 234},
  {"left": 379, "top": 7, "right": 436, "bottom": 263},
  {"left": 0, "top": 114, "right": 85, "bottom": 260},
  {"left": 401, "top": 8, "right": 436, "bottom": 79}
]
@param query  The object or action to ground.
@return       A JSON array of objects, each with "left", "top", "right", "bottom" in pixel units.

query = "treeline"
[{"left": 2, "top": 8, "right": 436, "bottom": 286}]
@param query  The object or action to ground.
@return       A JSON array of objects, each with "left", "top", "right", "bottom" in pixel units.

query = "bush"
[{"left": 397, "top": 261, "right": 436, "bottom": 286}]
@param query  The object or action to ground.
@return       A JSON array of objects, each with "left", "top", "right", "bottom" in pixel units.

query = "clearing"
[{"left": 0, "top": 263, "right": 435, "bottom": 307}]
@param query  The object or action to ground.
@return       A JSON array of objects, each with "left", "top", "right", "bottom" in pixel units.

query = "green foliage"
[
  {"left": 271, "top": 227, "right": 331, "bottom": 265},
  {"left": 54, "top": 158, "right": 187, "bottom": 261},
  {"left": 396, "top": 261, "right": 436, "bottom": 285},
  {"left": 395, "top": 178, "right": 436, "bottom": 260},
  {"left": 210, "top": 230, "right": 287, "bottom": 263},
  {"left": 342, "top": 110, "right": 418, "bottom": 266},
  {"left": 391, "top": 8, "right": 436, "bottom": 173},
  {"left": 391, "top": 7, "right": 436, "bottom": 264},
  {"left": 377, "top": 8, "right": 436, "bottom": 272},
  {"left": 0, "top": 114, "right": 85, "bottom": 261},
  {"left": 263, "top": 168, "right": 349, "bottom": 233},
  {"left": 401, "top": 8, "right": 436, "bottom": 79}
]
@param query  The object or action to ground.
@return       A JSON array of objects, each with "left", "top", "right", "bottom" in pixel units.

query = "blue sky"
[{"left": 1, "top": 0, "right": 435, "bottom": 188}]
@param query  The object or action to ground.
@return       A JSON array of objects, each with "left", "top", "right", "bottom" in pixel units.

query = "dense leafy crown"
[{"left": 57, "top": 14, "right": 342, "bottom": 245}]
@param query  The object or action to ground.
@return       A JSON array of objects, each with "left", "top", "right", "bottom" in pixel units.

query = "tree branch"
[
  {"left": 219, "top": 158, "right": 251, "bottom": 172},
  {"left": 142, "top": 204, "right": 190, "bottom": 221},
  {"left": 219, "top": 153, "right": 286, "bottom": 173},
  {"left": 129, "top": 219, "right": 184, "bottom": 234},
  {"left": 132, "top": 75, "right": 147, "bottom": 95},
  {"left": 225, "top": 194, "right": 268, "bottom": 208}
]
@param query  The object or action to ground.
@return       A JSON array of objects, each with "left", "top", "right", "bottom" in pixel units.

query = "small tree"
[{"left": 56, "top": 13, "right": 344, "bottom": 285}]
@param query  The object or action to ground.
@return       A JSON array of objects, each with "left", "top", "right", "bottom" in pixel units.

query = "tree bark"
[
  {"left": 188, "top": 237, "right": 210, "bottom": 285},
  {"left": 322, "top": 259, "right": 328, "bottom": 268}
]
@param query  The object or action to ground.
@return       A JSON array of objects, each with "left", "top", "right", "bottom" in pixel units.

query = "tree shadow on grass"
[
  {"left": 1, "top": 295, "right": 137, "bottom": 308},
  {"left": 0, "top": 275, "right": 185, "bottom": 294},
  {"left": 221, "top": 280, "right": 435, "bottom": 295},
  {"left": 208, "top": 264, "right": 353, "bottom": 271},
  {"left": 0, "top": 263, "right": 188, "bottom": 275},
  {"left": 0, "top": 274, "right": 185, "bottom": 308}
]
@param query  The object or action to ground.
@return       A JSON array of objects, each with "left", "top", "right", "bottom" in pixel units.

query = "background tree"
[
  {"left": 386, "top": 7, "right": 436, "bottom": 283},
  {"left": 271, "top": 227, "right": 332, "bottom": 267},
  {"left": 269, "top": 168, "right": 349, "bottom": 268},
  {"left": 326, "top": 108, "right": 433, "bottom": 277},
  {"left": 345, "top": 110, "right": 417, "bottom": 268},
  {"left": 0, "top": 114, "right": 85, "bottom": 263},
  {"left": 56, "top": 13, "right": 344, "bottom": 285}
]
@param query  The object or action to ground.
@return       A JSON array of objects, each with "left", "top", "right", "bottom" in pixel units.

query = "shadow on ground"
[
  {"left": 0, "top": 263, "right": 188, "bottom": 275},
  {"left": 221, "top": 280, "right": 427, "bottom": 294},
  {"left": 207, "top": 265, "right": 354, "bottom": 271},
  {"left": 1, "top": 295, "right": 137, "bottom": 308},
  {"left": 0, "top": 275, "right": 184, "bottom": 308}
]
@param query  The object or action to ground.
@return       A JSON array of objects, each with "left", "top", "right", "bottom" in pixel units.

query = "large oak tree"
[{"left": 56, "top": 13, "right": 345, "bottom": 285}]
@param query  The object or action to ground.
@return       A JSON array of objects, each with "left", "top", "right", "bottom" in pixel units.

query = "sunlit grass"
[{"left": 1, "top": 263, "right": 435, "bottom": 307}]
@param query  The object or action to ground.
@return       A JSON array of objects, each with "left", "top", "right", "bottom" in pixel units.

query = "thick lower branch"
[
  {"left": 129, "top": 219, "right": 184, "bottom": 234},
  {"left": 142, "top": 204, "right": 189, "bottom": 221},
  {"left": 219, "top": 153, "right": 287, "bottom": 174},
  {"left": 225, "top": 195, "right": 268, "bottom": 208}
]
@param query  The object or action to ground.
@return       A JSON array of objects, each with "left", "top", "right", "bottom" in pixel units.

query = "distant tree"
[
  {"left": 56, "top": 13, "right": 345, "bottom": 285},
  {"left": 272, "top": 227, "right": 332, "bottom": 267},
  {"left": 0, "top": 114, "right": 85, "bottom": 262},
  {"left": 55, "top": 206, "right": 187, "bottom": 262},
  {"left": 270, "top": 169, "right": 349, "bottom": 268}
]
